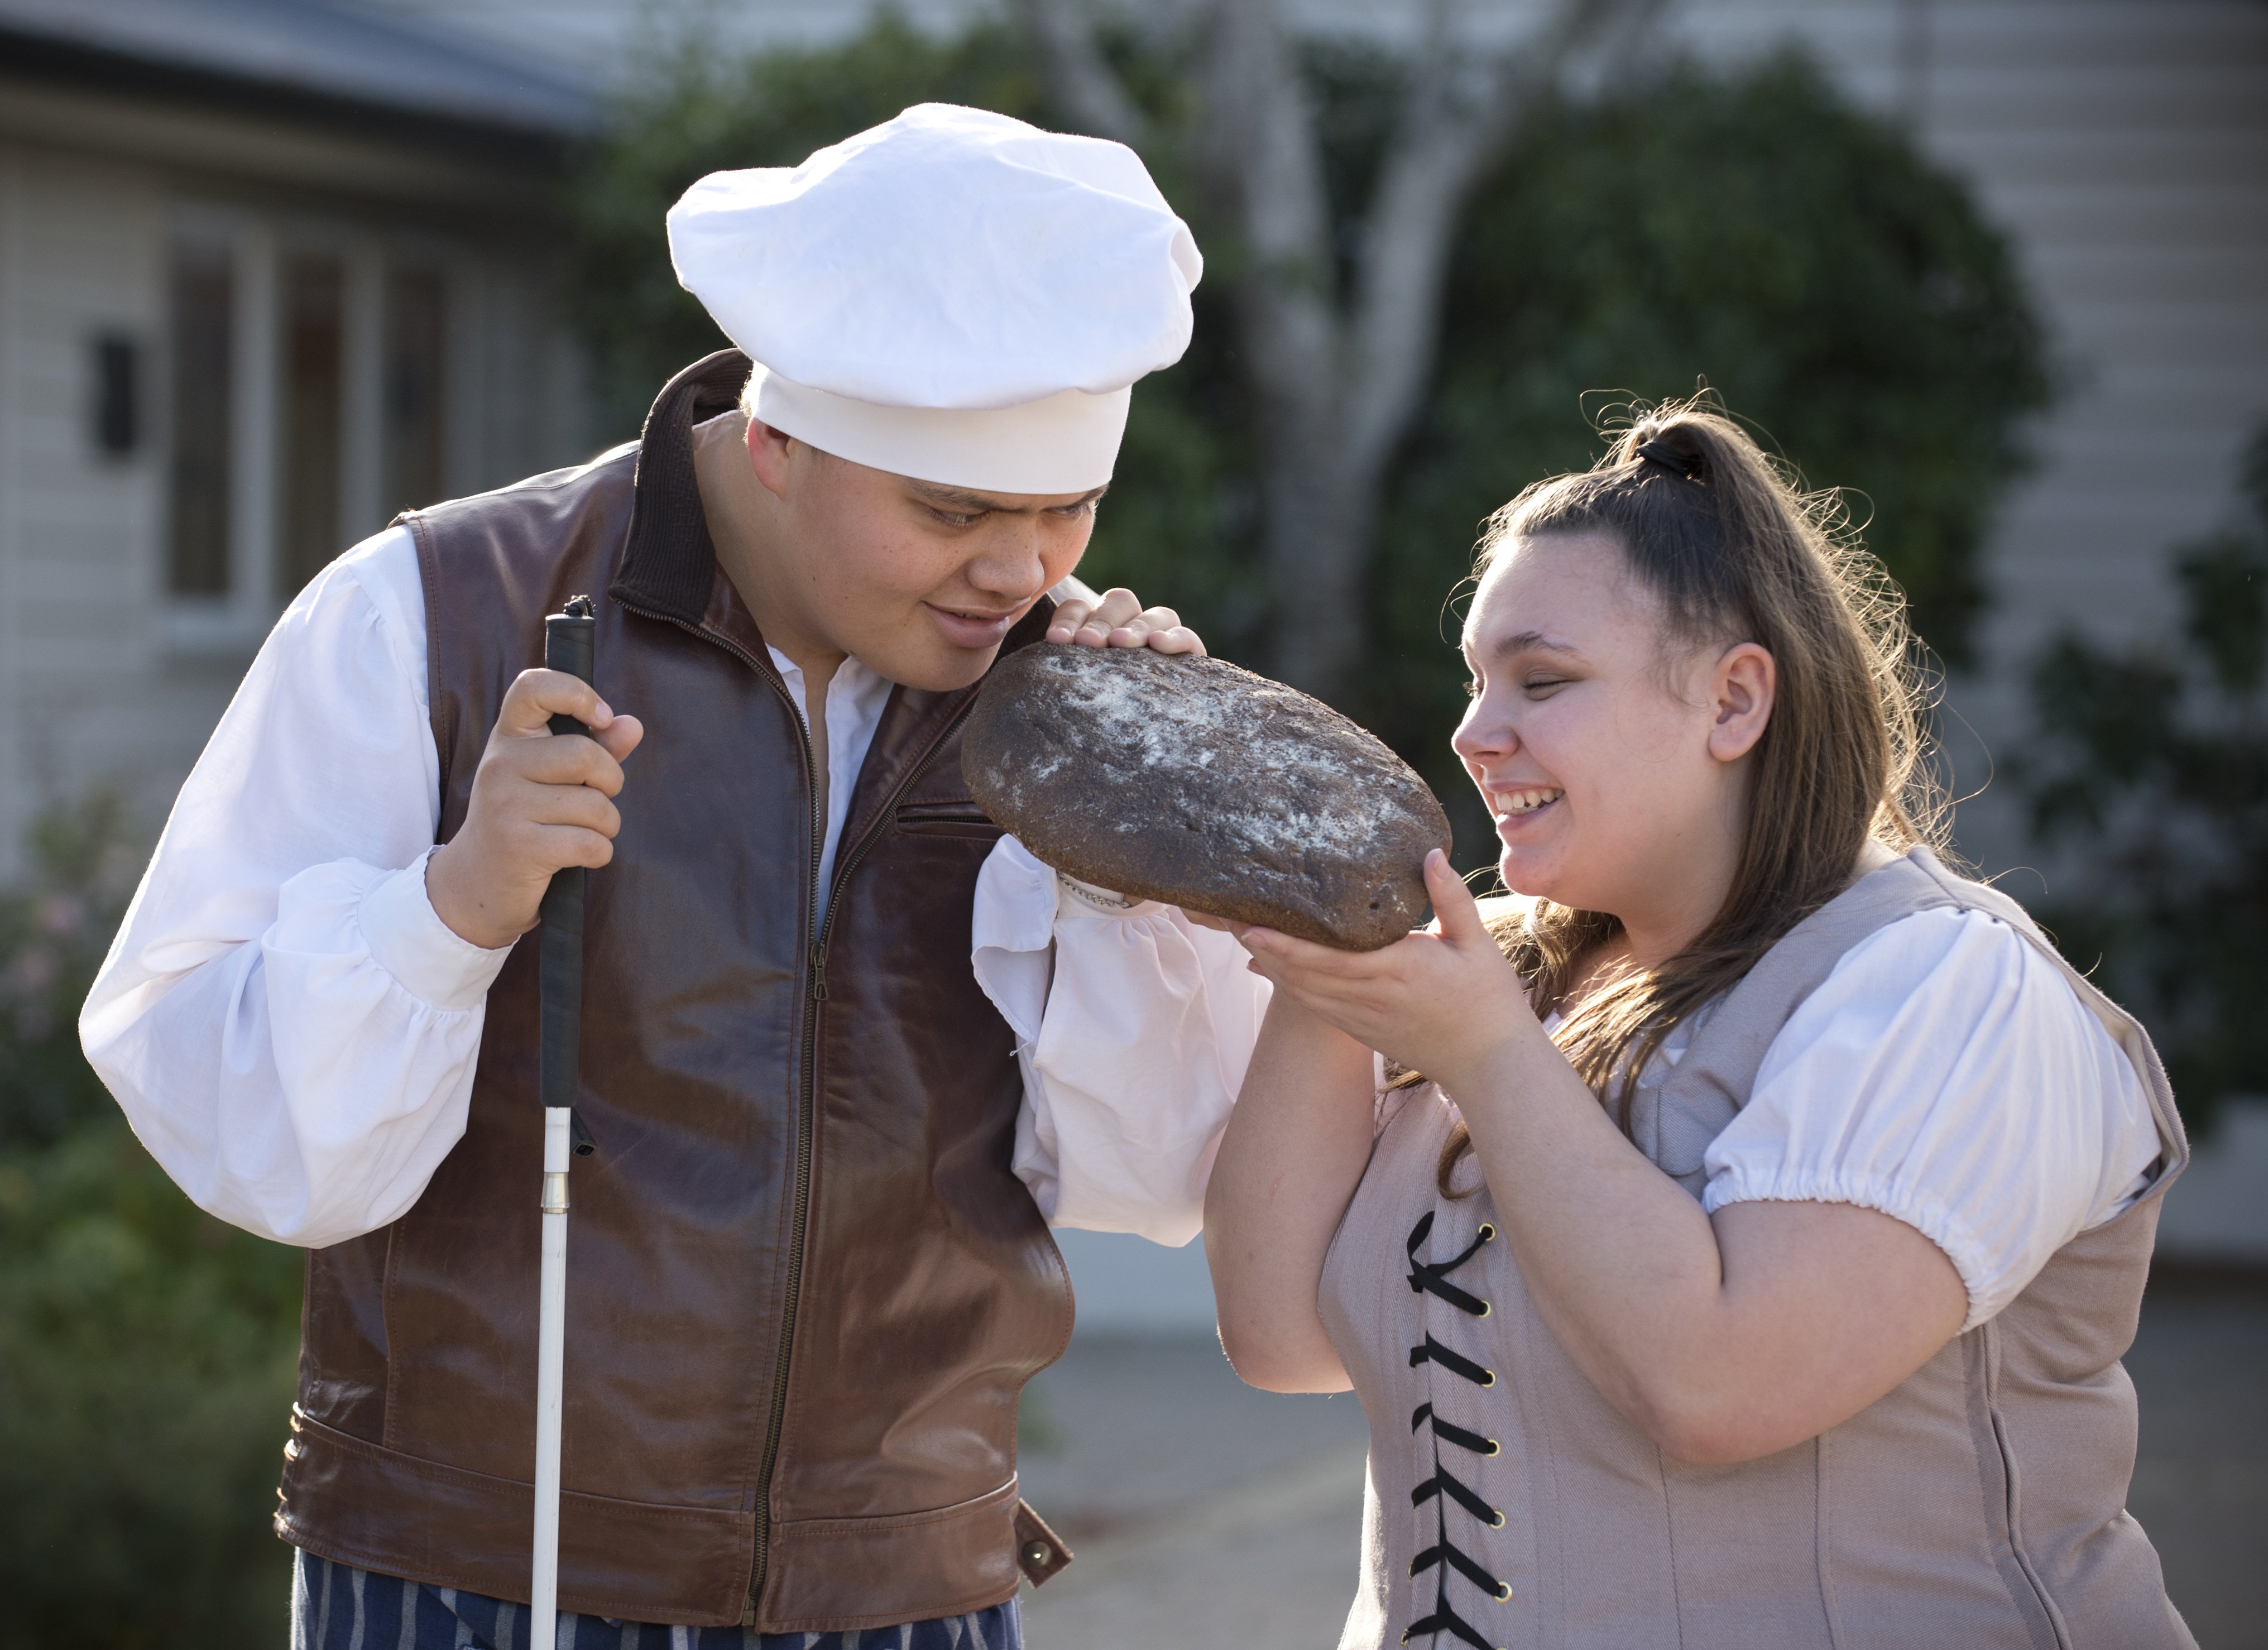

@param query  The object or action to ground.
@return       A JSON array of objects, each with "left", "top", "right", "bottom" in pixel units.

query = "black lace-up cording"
[{"left": 1400, "top": 1212, "right": 1508, "bottom": 1650}]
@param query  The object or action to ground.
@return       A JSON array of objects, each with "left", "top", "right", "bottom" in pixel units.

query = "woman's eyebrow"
[{"left": 1490, "top": 629, "right": 1582, "bottom": 661}]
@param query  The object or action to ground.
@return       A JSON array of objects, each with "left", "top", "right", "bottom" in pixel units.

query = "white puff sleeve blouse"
[{"left": 1698, "top": 905, "right": 2163, "bottom": 1330}]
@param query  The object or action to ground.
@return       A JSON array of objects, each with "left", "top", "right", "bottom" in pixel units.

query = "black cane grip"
[
  {"left": 544, "top": 594, "right": 597, "bottom": 738},
  {"left": 537, "top": 594, "right": 597, "bottom": 1121}
]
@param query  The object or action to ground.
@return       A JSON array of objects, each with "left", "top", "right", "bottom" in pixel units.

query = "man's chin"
[{"left": 860, "top": 640, "right": 1001, "bottom": 694}]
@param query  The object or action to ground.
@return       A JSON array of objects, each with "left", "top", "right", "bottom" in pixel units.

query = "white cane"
[{"left": 531, "top": 594, "right": 597, "bottom": 1650}]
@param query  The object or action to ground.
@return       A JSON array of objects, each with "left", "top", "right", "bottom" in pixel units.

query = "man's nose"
[{"left": 966, "top": 517, "right": 1052, "bottom": 599}]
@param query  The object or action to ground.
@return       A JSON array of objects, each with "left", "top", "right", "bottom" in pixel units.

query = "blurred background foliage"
[
  {"left": 0, "top": 797, "right": 301, "bottom": 1646},
  {"left": 567, "top": 15, "right": 2048, "bottom": 856},
  {"left": 2017, "top": 423, "right": 2268, "bottom": 1137}
]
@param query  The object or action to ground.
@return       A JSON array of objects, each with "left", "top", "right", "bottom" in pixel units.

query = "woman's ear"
[{"left": 1706, "top": 642, "right": 1776, "bottom": 764}]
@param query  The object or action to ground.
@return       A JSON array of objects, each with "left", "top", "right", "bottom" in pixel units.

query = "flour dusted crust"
[{"left": 963, "top": 644, "right": 1454, "bottom": 950}]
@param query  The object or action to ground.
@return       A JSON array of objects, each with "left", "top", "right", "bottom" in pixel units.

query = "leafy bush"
[
  {"left": 0, "top": 795, "right": 142, "bottom": 1150},
  {"left": 567, "top": 23, "right": 2046, "bottom": 867},
  {"left": 0, "top": 798, "right": 300, "bottom": 1648},
  {"left": 2018, "top": 426, "right": 2268, "bottom": 1134}
]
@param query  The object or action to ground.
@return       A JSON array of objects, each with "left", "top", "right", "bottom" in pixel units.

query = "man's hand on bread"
[{"left": 1047, "top": 585, "right": 1207, "bottom": 657}]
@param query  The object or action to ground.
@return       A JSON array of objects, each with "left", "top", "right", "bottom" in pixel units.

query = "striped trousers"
[{"left": 291, "top": 1549, "right": 1023, "bottom": 1650}]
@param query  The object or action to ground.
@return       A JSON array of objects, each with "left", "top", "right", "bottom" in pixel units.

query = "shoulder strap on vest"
[{"left": 1635, "top": 852, "right": 1957, "bottom": 1178}]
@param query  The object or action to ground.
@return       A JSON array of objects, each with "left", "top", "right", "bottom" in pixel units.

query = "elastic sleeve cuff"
[
  {"left": 358, "top": 850, "right": 514, "bottom": 1014},
  {"left": 1703, "top": 1169, "right": 1998, "bottom": 1331},
  {"left": 1056, "top": 871, "right": 1164, "bottom": 920}
]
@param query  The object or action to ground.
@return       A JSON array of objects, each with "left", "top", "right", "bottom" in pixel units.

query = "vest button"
[{"left": 1021, "top": 1540, "right": 1053, "bottom": 1567}]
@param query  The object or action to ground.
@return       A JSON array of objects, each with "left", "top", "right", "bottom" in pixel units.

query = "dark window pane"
[
  {"left": 280, "top": 253, "right": 344, "bottom": 600},
  {"left": 93, "top": 332, "right": 140, "bottom": 458},
  {"left": 383, "top": 266, "right": 447, "bottom": 517},
  {"left": 167, "top": 241, "right": 231, "bottom": 596}
]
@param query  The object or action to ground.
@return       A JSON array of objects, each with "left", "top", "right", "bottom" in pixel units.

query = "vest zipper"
[
  {"left": 610, "top": 597, "right": 822, "bottom": 1626},
  {"left": 740, "top": 698, "right": 979, "bottom": 1622},
  {"left": 612, "top": 593, "right": 979, "bottom": 1627}
]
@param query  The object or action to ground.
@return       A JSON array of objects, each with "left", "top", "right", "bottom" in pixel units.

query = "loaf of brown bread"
[{"left": 962, "top": 643, "right": 1453, "bottom": 950}]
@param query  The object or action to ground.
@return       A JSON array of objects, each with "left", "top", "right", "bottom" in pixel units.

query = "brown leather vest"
[{"left": 273, "top": 352, "right": 1075, "bottom": 1633}]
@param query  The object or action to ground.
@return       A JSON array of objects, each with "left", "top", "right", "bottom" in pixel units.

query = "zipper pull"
[{"left": 809, "top": 939, "right": 829, "bottom": 1001}]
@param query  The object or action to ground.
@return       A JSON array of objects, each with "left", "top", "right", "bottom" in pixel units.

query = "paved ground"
[
  {"left": 2124, "top": 1279, "right": 2268, "bottom": 1649},
  {"left": 1015, "top": 1335, "right": 1368, "bottom": 1650},
  {"left": 1016, "top": 1282, "right": 2268, "bottom": 1649}
]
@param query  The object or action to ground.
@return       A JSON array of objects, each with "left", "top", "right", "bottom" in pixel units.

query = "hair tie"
[{"left": 1635, "top": 439, "right": 1701, "bottom": 481}]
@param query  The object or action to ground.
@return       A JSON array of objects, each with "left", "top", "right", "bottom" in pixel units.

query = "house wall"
[
  {"left": 0, "top": 143, "right": 176, "bottom": 880},
  {"left": 0, "top": 83, "right": 594, "bottom": 876}
]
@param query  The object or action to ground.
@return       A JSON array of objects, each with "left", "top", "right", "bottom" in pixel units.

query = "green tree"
[
  {"left": 0, "top": 798, "right": 301, "bottom": 1647},
  {"left": 2017, "top": 425, "right": 2268, "bottom": 1135}
]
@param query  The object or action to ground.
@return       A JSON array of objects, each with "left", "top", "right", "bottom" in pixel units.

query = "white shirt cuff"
[
  {"left": 1056, "top": 871, "right": 1164, "bottom": 919},
  {"left": 359, "top": 849, "right": 514, "bottom": 1014}
]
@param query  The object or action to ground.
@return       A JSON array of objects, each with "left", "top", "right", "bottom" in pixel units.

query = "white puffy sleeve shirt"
[
  {"left": 973, "top": 840, "right": 1271, "bottom": 1246},
  {"left": 80, "top": 527, "right": 1257, "bottom": 1250},
  {"left": 1695, "top": 905, "right": 2162, "bottom": 1330}
]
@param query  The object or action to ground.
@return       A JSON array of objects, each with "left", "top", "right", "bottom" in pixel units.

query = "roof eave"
[{"left": 0, "top": 23, "right": 595, "bottom": 174}]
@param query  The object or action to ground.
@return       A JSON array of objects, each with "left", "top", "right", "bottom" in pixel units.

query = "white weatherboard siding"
[
  {"left": 0, "top": 72, "right": 594, "bottom": 876},
  {"left": 0, "top": 145, "right": 207, "bottom": 880}
]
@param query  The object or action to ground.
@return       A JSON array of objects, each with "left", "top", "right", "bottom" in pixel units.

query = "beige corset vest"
[{"left": 1317, "top": 848, "right": 2194, "bottom": 1650}]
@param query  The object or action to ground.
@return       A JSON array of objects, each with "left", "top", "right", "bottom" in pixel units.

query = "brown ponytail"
[{"left": 1422, "top": 396, "right": 1945, "bottom": 1190}]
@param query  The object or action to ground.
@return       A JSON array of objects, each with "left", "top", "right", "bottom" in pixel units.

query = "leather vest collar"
[{"left": 613, "top": 348, "right": 752, "bottom": 628}]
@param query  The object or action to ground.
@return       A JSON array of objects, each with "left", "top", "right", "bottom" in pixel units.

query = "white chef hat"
[{"left": 667, "top": 103, "right": 1203, "bottom": 495}]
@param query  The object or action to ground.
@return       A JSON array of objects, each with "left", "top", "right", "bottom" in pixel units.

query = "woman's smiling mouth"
[{"left": 1492, "top": 786, "right": 1564, "bottom": 826}]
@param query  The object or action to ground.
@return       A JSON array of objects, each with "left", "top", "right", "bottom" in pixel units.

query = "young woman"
[{"left": 1202, "top": 405, "right": 2194, "bottom": 1649}]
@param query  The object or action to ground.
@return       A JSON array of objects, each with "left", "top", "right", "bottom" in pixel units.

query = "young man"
[{"left": 82, "top": 105, "right": 1258, "bottom": 1647}]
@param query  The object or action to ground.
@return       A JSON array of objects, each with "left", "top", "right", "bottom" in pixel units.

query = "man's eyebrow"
[{"left": 908, "top": 481, "right": 1110, "bottom": 514}]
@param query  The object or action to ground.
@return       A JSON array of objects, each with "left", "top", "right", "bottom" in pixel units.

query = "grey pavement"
[
  {"left": 1015, "top": 1334, "right": 1367, "bottom": 1650},
  {"left": 1016, "top": 1287, "right": 2268, "bottom": 1650},
  {"left": 2125, "top": 1281, "right": 2268, "bottom": 1649}
]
